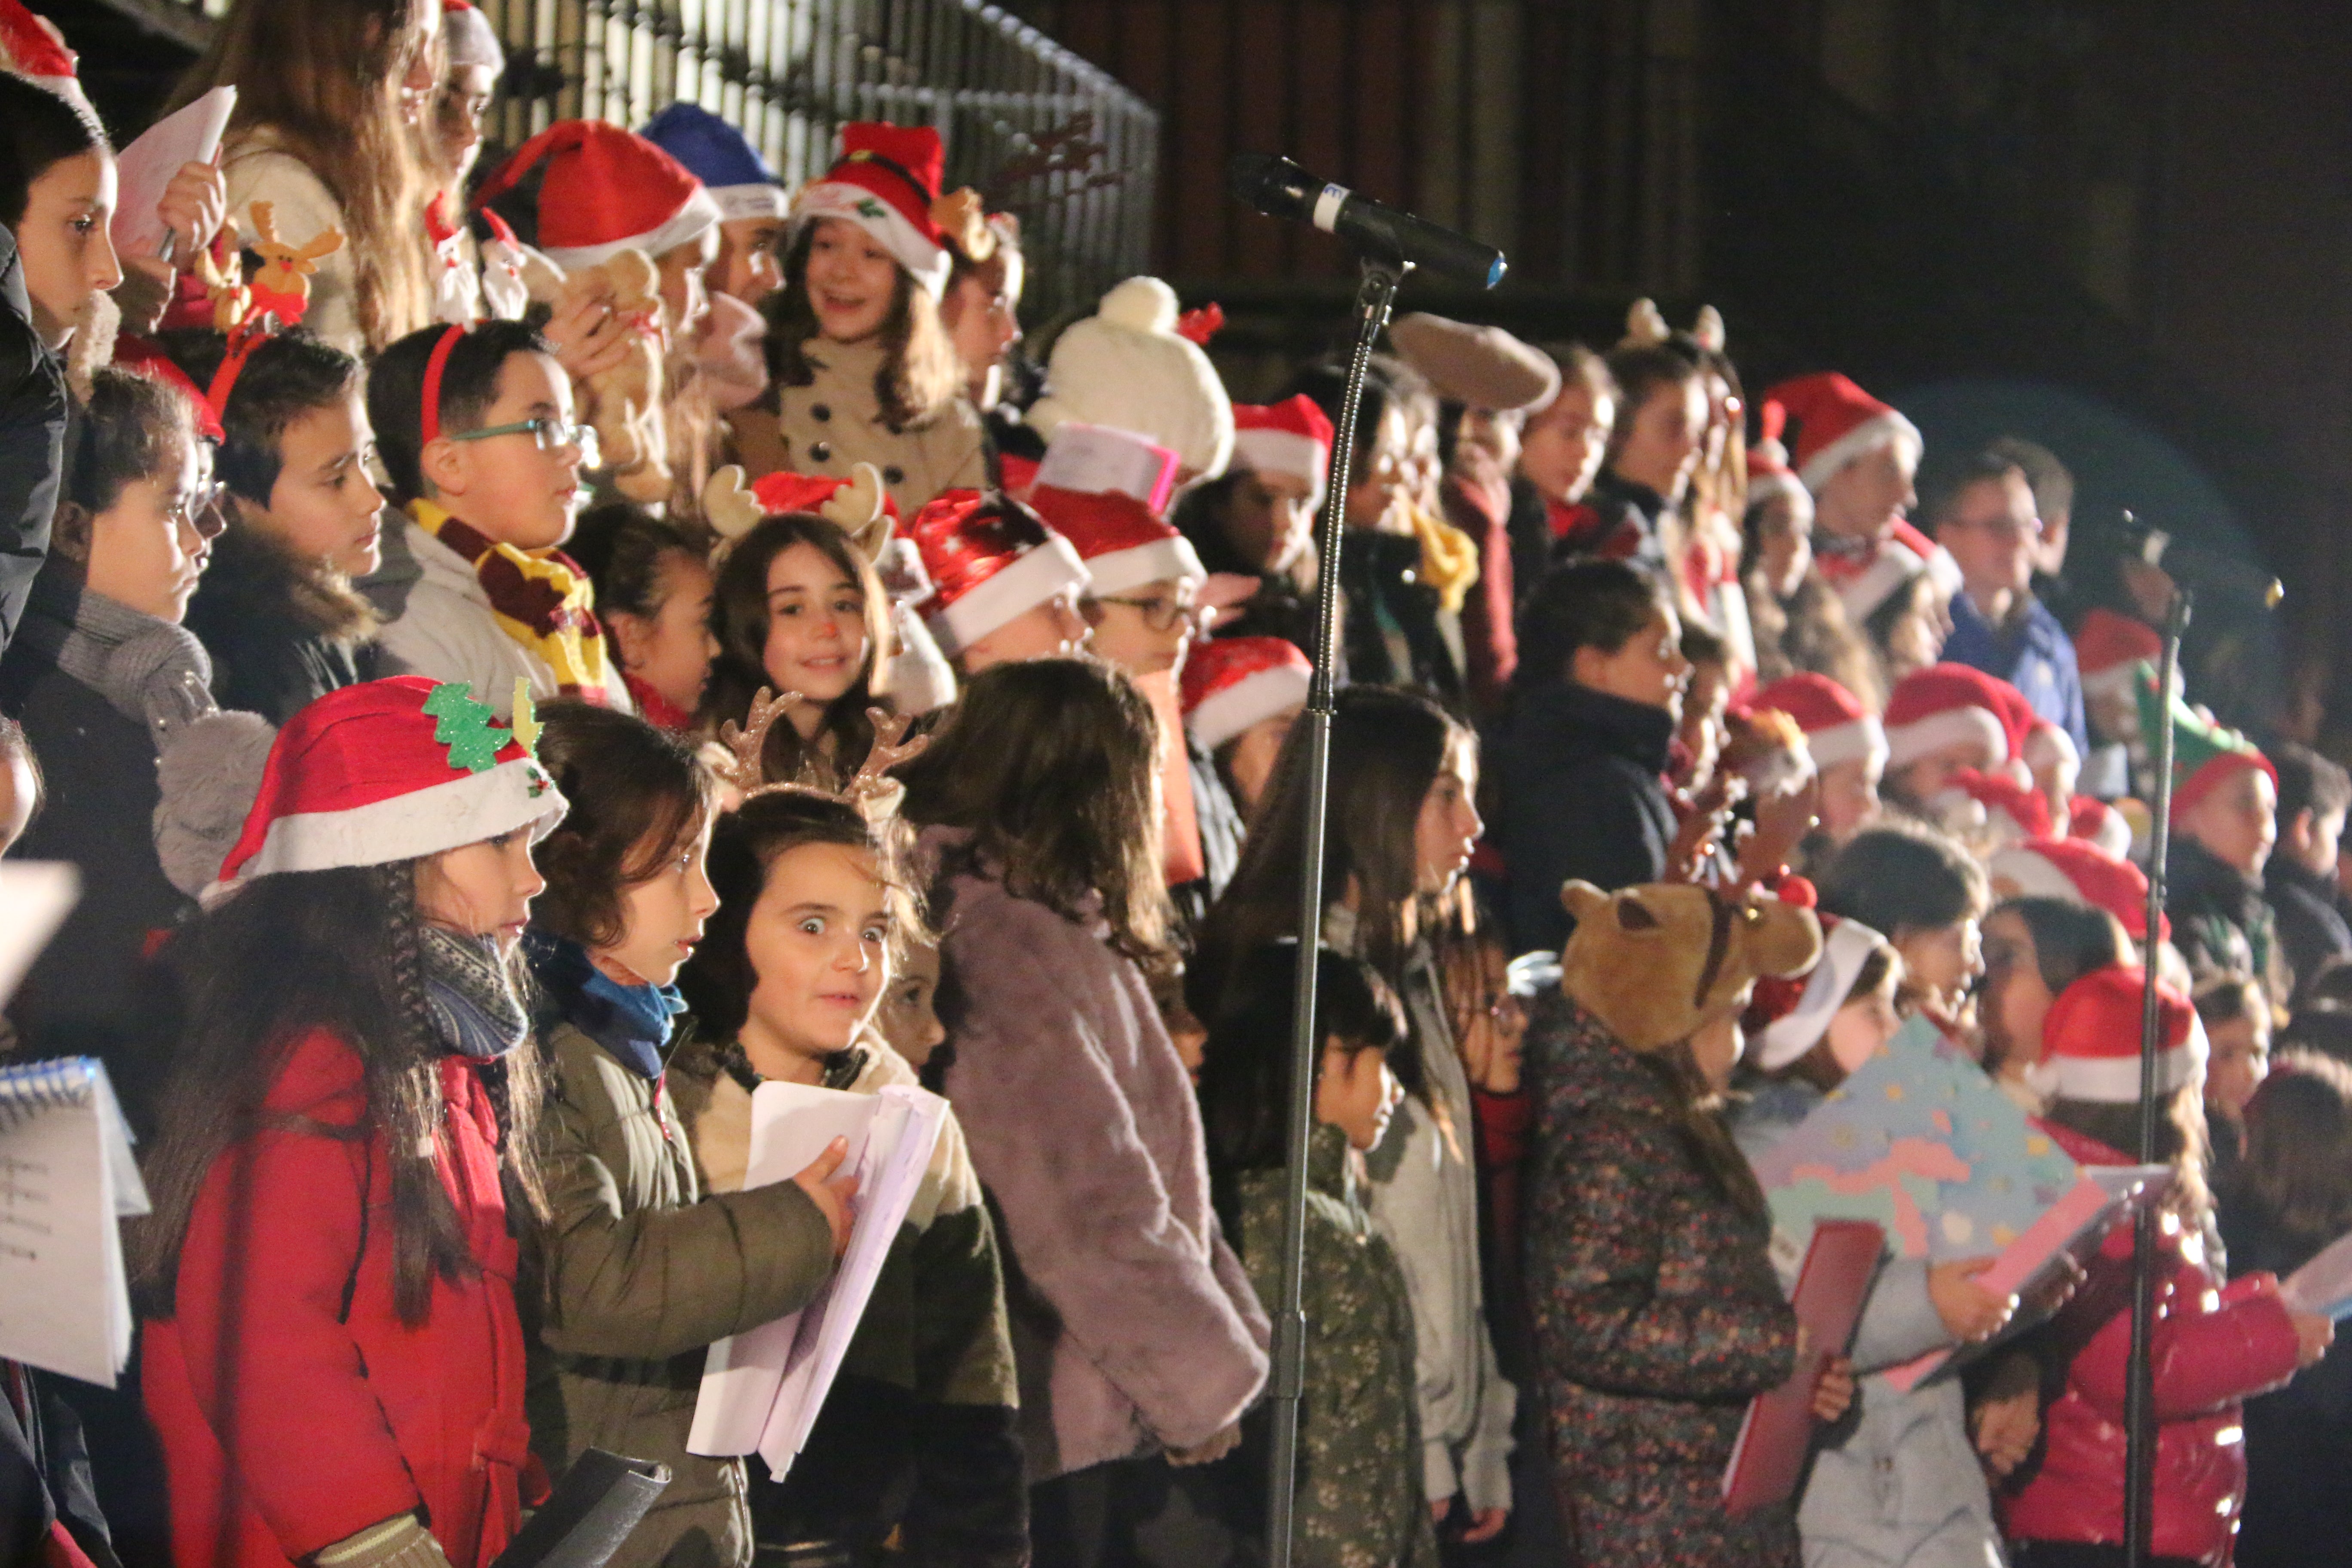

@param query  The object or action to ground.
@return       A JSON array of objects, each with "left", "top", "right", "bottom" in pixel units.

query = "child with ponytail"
[
  {"left": 521, "top": 702, "right": 857, "bottom": 1568},
  {"left": 132, "top": 676, "right": 567, "bottom": 1568}
]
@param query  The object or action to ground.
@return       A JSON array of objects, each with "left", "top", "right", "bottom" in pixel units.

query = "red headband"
[
  {"left": 419, "top": 324, "right": 468, "bottom": 447},
  {"left": 203, "top": 323, "right": 270, "bottom": 431}
]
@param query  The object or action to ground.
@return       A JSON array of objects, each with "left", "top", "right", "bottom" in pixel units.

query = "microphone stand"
[
  {"left": 2122, "top": 585, "right": 2191, "bottom": 1566},
  {"left": 1267, "top": 249, "right": 1410, "bottom": 1568}
]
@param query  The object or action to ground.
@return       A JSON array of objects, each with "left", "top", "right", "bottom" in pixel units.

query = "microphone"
[
  {"left": 1228, "top": 153, "right": 1506, "bottom": 288},
  {"left": 2102, "top": 510, "right": 2283, "bottom": 610}
]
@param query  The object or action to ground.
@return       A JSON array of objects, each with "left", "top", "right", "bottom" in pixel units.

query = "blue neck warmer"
[{"left": 525, "top": 930, "right": 687, "bottom": 1079}]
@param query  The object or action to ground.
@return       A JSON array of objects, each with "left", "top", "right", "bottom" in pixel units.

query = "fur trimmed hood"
[{"left": 196, "top": 518, "right": 379, "bottom": 645}]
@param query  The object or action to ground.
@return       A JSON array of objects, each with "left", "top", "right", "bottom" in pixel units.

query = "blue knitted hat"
[{"left": 640, "top": 103, "right": 785, "bottom": 220}]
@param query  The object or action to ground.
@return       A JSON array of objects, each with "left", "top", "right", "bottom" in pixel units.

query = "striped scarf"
[{"left": 412, "top": 499, "right": 611, "bottom": 700}]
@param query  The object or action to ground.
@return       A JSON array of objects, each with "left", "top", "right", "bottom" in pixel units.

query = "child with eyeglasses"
[{"left": 360, "top": 319, "right": 635, "bottom": 709}]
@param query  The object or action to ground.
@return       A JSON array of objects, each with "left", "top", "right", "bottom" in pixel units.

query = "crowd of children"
[{"left": 3, "top": 1, "right": 2352, "bottom": 1565}]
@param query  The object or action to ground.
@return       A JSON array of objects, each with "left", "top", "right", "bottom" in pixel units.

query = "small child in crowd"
[{"left": 565, "top": 504, "right": 718, "bottom": 731}]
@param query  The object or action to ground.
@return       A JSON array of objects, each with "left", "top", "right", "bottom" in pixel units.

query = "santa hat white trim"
[
  {"left": 1757, "top": 919, "right": 1886, "bottom": 1071},
  {"left": 711, "top": 184, "right": 789, "bottom": 223},
  {"left": 542, "top": 184, "right": 724, "bottom": 271},
  {"left": 1886, "top": 705, "right": 2010, "bottom": 771},
  {"left": 1805, "top": 715, "right": 1886, "bottom": 772},
  {"left": 2026, "top": 723, "right": 2079, "bottom": 773},
  {"left": 1746, "top": 469, "right": 1809, "bottom": 511},
  {"left": 1989, "top": 846, "right": 2079, "bottom": 906},
  {"left": 2030, "top": 1014, "right": 2205, "bottom": 1105},
  {"left": 212, "top": 759, "right": 562, "bottom": 897},
  {"left": 2081, "top": 660, "right": 2147, "bottom": 699},
  {"left": 1231, "top": 427, "right": 1329, "bottom": 511},
  {"left": 1835, "top": 540, "right": 1928, "bottom": 624},
  {"left": 1083, "top": 536, "right": 1206, "bottom": 597},
  {"left": 1798, "top": 409, "right": 1923, "bottom": 494},
  {"left": 792, "top": 179, "right": 953, "bottom": 298},
  {"left": 925, "top": 535, "right": 1091, "bottom": 655},
  {"left": 1189, "top": 664, "right": 1312, "bottom": 753}
]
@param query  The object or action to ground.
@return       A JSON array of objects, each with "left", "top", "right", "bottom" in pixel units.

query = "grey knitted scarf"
[{"left": 16, "top": 570, "right": 214, "bottom": 750}]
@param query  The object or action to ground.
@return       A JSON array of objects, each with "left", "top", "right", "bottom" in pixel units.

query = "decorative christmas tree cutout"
[{"left": 423, "top": 681, "right": 504, "bottom": 774}]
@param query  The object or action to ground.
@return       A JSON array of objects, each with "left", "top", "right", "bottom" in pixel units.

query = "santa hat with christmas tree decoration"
[
  {"left": 2074, "top": 608, "right": 2162, "bottom": 701},
  {"left": 1743, "top": 912, "right": 1891, "bottom": 1072},
  {"left": 1230, "top": 395, "right": 1334, "bottom": 515},
  {"left": 1745, "top": 398, "right": 1808, "bottom": 513},
  {"left": 1181, "top": 636, "right": 1312, "bottom": 754},
  {"left": 2133, "top": 665, "right": 2276, "bottom": 822},
  {"left": 788, "top": 122, "right": 977, "bottom": 299},
  {"left": 1750, "top": 671, "right": 1884, "bottom": 773},
  {"left": 1028, "top": 277, "right": 1235, "bottom": 481},
  {"left": 0, "top": 0, "right": 91, "bottom": 119},
  {"left": 441, "top": 0, "right": 503, "bottom": 74},
  {"left": 641, "top": 101, "right": 787, "bottom": 222},
  {"left": 2034, "top": 963, "right": 2200, "bottom": 1103},
  {"left": 1883, "top": 663, "right": 2019, "bottom": 772},
  {"left": 211, "top": 677, "right": 564, "bottom": 899},
  {"left": 1989, "top": 834, "right": 2168, "bottom": 945},
  {"left": 906, "top": 488, "right": 1090, "bottom": 656},
  {"left": 472, "top": 119, "right": 721, "bottom": 272}
]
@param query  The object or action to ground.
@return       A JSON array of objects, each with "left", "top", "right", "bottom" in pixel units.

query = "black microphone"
[
  {"left": 1228, "top": 153, "right": 1506, "bottom": 288},
  {"left": 2102, "top": 510, "right": 2283, "bottom": 610}
]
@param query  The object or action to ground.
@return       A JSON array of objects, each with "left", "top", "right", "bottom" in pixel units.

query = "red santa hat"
[
  {"left": 2037, "top": 964, "right": 2198, "bottom": 1102},
  {"left": 907, "top": 489, "right": 1090, "bottom": 656},
  {"left": 1815, "top": 516, "right": 1963, "bottom": 623},
  {"left": 214, "top": 677, "right": 563, "bottom": 895},
  {"left": 745, "top": 467, "right": 901, "bottom": 528},
  {"left": 1749, "top": 672, "right": 1884, "bottom": 772},
  {"left": 1928, "top": 768, "right": 2052, "bottom": 848},
  {"left": 2069, "top": 794, "right": 2132, "bottom": 860},
  {"left": 1032, "top": 422, "right": 1182, "bottom": 516},
  {"left": 1230, "top": 396, "right": 1335, "bottom": 514},
  {"left": 1029, "top": 487, "right": 1202, "bottom": 599},
  {"left": 1180, "top": 636, "right": 1312, "bottom": 753},
  {"left": 1746, "top": 915, "right": 1890, "bottom": 1072},
  {"left": 2075, "top": 607, "right": 2162, "bottom": 698},
  {"left": 0, "top": 1, "right": 90, "bottom": 118},
  {"left": 789, "top": 122, "right": 956, "bottom": 298},
  {"left": 1766, "top": 371, "right": 1924, "bottom": 495},
  {"left": 1989, "top": 835, "right": 2167, "bottom": 944},
  {"left": 1744, "top": 398, "right": 1808, "bottom": 512},
  {"left": 1884, "top": 664, "right": 2019, "bottom": 772},
  {"left": 472, "top": 120, "right": 721, "bottom": 271}
]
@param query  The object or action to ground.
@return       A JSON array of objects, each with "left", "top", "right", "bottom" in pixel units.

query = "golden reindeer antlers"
[
  {"left": 846, "top": 708, "right": 929, "bottom": 807},
  {"left": 712, "top": 686, "right": 805, "bottom": 797}
]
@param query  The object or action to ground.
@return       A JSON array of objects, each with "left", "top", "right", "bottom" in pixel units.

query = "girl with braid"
[{"left": 132, "top": 676, "right": 570, "bottom": 1568}]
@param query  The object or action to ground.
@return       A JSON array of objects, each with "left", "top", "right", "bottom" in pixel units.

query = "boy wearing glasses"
[
  {"left": 359, "top": 319, "right": 633, "bottom": 709},
  {"left": 1931, "top": 446, "right": 2088, "bottom": 755}
]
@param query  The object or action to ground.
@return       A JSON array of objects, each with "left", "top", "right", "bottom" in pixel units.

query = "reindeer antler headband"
[{"left": 710, "top": 686, "right": 929, "bottom": 819}]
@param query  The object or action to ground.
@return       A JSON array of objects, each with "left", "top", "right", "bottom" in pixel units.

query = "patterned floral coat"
[
  {"left": 1236, "top": 1125, "right": 1438, "bottom": 1568},
  {"left": 1525, "top": 992, "right": 1803, "bottom": 1567}
]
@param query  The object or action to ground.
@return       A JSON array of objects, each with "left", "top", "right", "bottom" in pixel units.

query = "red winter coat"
[
  {"left": 144, "top": 1029, "right": 541, "bottom": 1568},
  {"left": 2000, "top": 1211, "right": 2302, "bottom": 1565}
]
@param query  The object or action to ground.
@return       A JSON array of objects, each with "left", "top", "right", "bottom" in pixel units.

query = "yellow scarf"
[
  {"left": 412, "top": 499, "right": 612, "bottom": 699},
  {"left": 1408, "top": 503, "right": 1482, "bottom": 616}
]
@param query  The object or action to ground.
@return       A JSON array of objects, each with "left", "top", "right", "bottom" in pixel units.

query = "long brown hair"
[
  {"left": 700, "top": 512, "right": 894, "bottom": 787},
  {"left": 766, "top": 224, "right": 966, "bottom": 431},
  {"left": 132, "top": 863, "right": 548, "bottom": 1327},
  {"left": 898, "top": 656, "right": 1172, "bottom": 977},
  {"left": 2232, "top": 1050, "right": 2352, "bottom": 1268},
  {"left": 172, "top": 0, "right": 435, "bottom": 350},
  {"left": 1198, "top": 685, "right": 1469, "bottom": 1002}
]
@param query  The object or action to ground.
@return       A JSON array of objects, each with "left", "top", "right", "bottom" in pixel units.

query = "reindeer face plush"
[
  {"left": 244, "top": 201, "right": 345, "bottom": 328},
  {"left": 524, "top": 247, "right": 671, "bottom": 503},
  {"left": 1559, "top": 880, "right": 1822, "bottom": 1052}
]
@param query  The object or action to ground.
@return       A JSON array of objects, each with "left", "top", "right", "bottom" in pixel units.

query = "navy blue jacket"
[{"left": 1493, "top": 683, "right": 1677, "bottom": 956}]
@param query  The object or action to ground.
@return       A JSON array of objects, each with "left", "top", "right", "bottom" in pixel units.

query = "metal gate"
[{"left": 480, "top": 0, "right": 1157, "bottom": 319}]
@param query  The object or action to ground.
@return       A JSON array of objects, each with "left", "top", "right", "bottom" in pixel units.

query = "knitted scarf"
[
  {"left": 420, "top": 925, "right": 530, "bottom": 1061},
  {"left": 524, "top": 931, "right": 684, "bottom": 1080},
  {"left": 410, "top": 499, "right": 610, "bottom": 700},
  {"left": 15, "top": 570, "right": 215, "bottom": 750}
]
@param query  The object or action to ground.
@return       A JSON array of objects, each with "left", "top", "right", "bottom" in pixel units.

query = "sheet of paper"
[
  {"left": 110, "top": 87, "right": 237, "bottom": 261},
  {"left": 2283, "top": 1227, "right": 2352, "bottom": 1320},
  {"left": 688, "top": 1084, "right": 880, "bottom": 1458},
  {"left": 0, "top": 863, "right": 78, "bottom": 1008},
  {"left": 759, "top": 1087, "right": 945, "bottom": 1474}
]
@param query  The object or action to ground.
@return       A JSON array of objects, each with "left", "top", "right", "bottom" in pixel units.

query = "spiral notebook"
[
  {"left": 687, "top": 1080, "right": 946, "bottom": 1477},
  {"left": 0, "top": 1056, "right": 149, "bottom": 1387}
]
